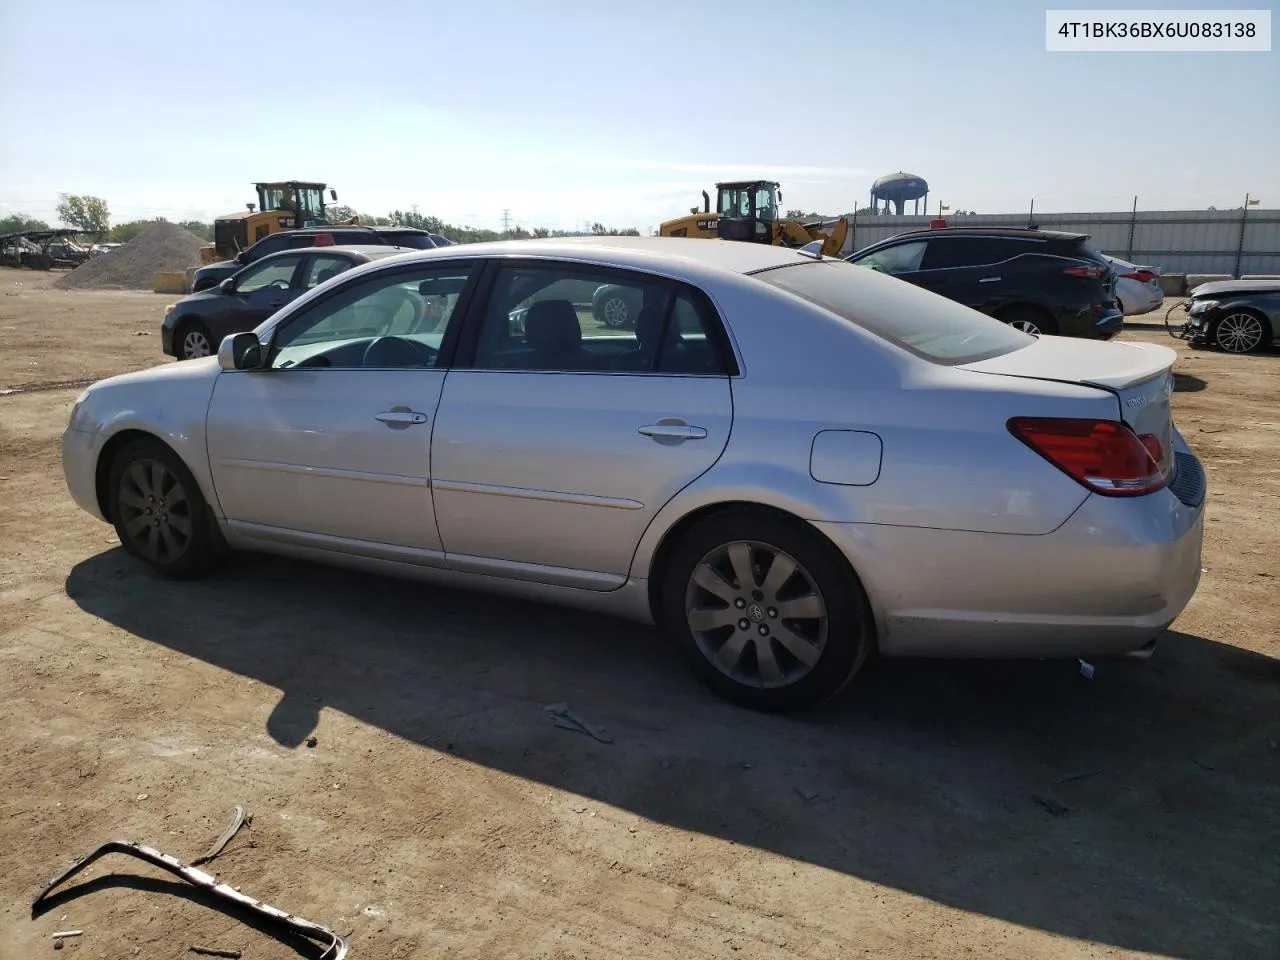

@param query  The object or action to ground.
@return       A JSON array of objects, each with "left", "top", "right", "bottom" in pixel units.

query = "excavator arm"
[{"left": 776, "top": 216, "right": 849, "bottom": 257}]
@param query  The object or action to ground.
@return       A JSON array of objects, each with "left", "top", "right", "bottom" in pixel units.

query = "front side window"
[
  {"left": 268, "top": 264, "right": 474, "bottom": 370},
  {"left": 235, "top": 255, "right": 302, "bottom": 294},
  {"left": 849, "top": 240, "right": 926, "bottom": 275},
  {"left": 756, "top": 260, "right": 1031, "bottom": 364}
]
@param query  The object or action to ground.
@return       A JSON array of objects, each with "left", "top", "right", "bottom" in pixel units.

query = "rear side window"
[
  {"left": 756, "top": 260, "right": 1032, "bottom": 364},
  {"left": 383, "top": 232, "right": 437, "bottom": 249},
  {"left": 921, "top": 237, "right": 1033, "bottom": 270}
]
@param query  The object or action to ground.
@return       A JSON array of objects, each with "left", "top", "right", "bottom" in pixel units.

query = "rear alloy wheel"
[
  {"left": 178, "top": 321, "right": 213, "bottom": 360},
  {"left": 662, "top": 511, "right": 873, "bottom": 711},
  {"left": 108, "top": 437, "right": 223, "bottom": 579},
  {"left": 999, "top": 306, "right": 1058, "bottom": 337},
  {"left": 1213, "top": 311, "right": 1267, "bottom": 354}
]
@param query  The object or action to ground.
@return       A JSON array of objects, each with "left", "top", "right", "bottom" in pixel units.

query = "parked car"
[
  {"left": 844, "top": 227, "right": 1124, "bottom": 339},
  {"left": 1176, "top": 278, "right": 1279, "bottom": 353},
  {"left": 1103, "top": 254, "right": 1164, "bottom": 316},
  {"left": 428, "top": 233, "right": 453, "bottom": 247},
  {"left": 64, "top": 237, "right": 1205, "bottom": 712},
  {"left": 188, "top": 225, "right": 438, "bottom": 293},
  {"left": 162, "top": 246, "right": 404, "bottom": 360}
]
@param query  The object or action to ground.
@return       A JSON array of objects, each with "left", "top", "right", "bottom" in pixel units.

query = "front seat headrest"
[{"left": 524, "top": 300, "right": 581, "bottom": 355}]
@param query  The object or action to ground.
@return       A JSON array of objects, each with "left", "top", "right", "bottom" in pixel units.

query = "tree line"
[{"left": 1, "top": 194, "right": 641, "bottom": 245}]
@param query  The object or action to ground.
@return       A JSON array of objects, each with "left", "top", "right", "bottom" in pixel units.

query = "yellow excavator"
[
  {"left": 199, "top": 181, "right": 352, "bottom": 265},
  {"left": 658, "top": 180, "right": 848, "bottom": 257}
]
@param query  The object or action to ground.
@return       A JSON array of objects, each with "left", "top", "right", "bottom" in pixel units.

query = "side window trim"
[
  {"left": 262, "top": 258, "right": 484, "bottom": 369},
  {"left": 448, "top": 257, "right": 737, "bottom": 376}
]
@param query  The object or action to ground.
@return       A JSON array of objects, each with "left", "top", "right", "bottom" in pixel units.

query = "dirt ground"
[{"left": 1, "top": 266, "right": 1277, "bottom": 960}]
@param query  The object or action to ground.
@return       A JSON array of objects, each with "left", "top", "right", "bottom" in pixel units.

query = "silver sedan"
[{"left": 61, "top": 237, "right": 1207, "bottom": 711}]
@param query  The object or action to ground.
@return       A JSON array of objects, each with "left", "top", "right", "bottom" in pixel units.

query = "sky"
[{"left": 1, "top": 0, "right": 1277, "bottom": 232}]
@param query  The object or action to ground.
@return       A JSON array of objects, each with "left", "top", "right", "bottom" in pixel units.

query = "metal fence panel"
[{"left": 835, "top": 208, "right": 1280, "bottom": 276}]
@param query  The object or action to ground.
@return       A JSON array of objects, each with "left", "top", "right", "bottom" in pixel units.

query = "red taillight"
[
  {"left": 1121, "top": 269, "right": 1157, "bottom": 283},
  {"left": 929, "top": 218, "right": 947, "bottom": 229},
  {"left": 1062, "top": 265, "right": 1104, "bottom": 279},
  {"left": 1007, "top": 417, "right": 1167, "bottom": 496}
]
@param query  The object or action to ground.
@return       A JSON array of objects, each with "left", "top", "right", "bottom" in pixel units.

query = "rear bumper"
[{"left": 816, "top": 441, "right": 1206, "bottom": 658}]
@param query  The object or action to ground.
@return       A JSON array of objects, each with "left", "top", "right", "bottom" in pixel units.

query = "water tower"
[{"left": 869, "top": 172, "right": 929, "bottom": 215}]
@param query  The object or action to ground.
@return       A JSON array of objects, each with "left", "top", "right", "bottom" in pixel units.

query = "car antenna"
[{"left": 796, "top": 240, "right": 824, "bottom": 260}]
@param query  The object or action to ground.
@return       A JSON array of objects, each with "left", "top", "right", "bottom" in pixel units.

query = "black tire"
[
  {"left": 107, "top": 436, "right": 225, "bottom": 579},
  {"left": 175, "top": 319, "right": 214, "bottom": 360},
  {"left": 998, "top": 305, "right": 1058, "bottom": 336},
  {"left": 1211, "top": 309, "right": 1269, "bottom": 354},
  {"left": 659, "top": 509, "right": 875, "bottom": 712}
]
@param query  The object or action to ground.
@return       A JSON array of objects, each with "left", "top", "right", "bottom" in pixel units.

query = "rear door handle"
[
  {"left": 638, "top": 421, "right": 707, "bottom": 441},
  {"left": 375, "top": 410, "right": 428, "bottom": 425}
]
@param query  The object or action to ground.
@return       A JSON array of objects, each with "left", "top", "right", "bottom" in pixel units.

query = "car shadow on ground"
[
  {"left": 66, "top": 550, "right": 1280, "bottom": 960},
  {"left": 1173, "top": 372, "right": 1208, "bottom": 392}
]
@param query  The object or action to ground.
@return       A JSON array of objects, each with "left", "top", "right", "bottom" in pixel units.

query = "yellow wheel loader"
[
  {"left": 658, "top": 180, "right": 848, "bottom": 257},
  {"left": 199, "top": 181, "right": 352, "bottom": 265}
]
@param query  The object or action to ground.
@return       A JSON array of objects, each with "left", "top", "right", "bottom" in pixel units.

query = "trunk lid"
[{"left": 960, "top": 337, "right": 1177, "bottom": 479}]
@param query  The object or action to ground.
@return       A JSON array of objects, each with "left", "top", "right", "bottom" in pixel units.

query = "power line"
[{"left": 501, "top": 208, "right": 511, "bottom": 234}]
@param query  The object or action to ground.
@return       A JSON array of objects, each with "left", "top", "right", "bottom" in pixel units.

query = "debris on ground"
[
  {"left": 53, "top": 223, "right": 205, "bottom": 291},
  {"left": 545, "top": 702, "right": 613, "bottom": 743},
  {"left": 51, "top": 929, "right": 82, "bottom": 939},
  {"left": 32, "top": 839, "right": 347, "bottom": 959},
  {"left": 1030, "top": 794, "right": 1072, "bottom": 817},
  {"left": 189, "top": 947, "right": 242, "bottom": 958},
  {"left": 306, "top": 736, "right": 318, "bottom": 748},
  {"left": 191, "top": 804, "right": 251, "bottom": 867}
]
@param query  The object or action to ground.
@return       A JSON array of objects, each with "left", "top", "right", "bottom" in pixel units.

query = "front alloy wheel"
[
  {"left": 108, "top": 437, "right": 223, "bottom": 578},
  {"left": 1214, "top": 311, "right": 1266, "bottom": 353},
  {"left": 116, "top": 458, "right": 195, "bottom": 565}
]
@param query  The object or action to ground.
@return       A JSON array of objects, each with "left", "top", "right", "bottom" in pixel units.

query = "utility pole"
[
  {"left": 501, "top": 208, "right": 512, "bottom": 234},
  {"left": 1234, "top": 192, "right": 1259, "bottom": 279}
]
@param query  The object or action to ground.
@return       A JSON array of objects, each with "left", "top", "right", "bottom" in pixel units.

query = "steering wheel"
[{"left": 361, "top": 335, "right": 437, "bottom": 367}]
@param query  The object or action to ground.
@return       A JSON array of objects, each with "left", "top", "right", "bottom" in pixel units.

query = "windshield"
[{"left": 755, "top": 260, "right": 1033, "bottom": 364}]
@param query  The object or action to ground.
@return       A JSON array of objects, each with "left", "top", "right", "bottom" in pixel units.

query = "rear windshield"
[
  {"left": 754, "top": 260, "right": 1032, "bottom": 364},
  {"left": 383, "top": 232, "right": 436, "bottom": 249}
]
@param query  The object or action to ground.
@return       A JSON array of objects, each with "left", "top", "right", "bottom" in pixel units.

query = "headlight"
[
  {"left": 68, "top": 388, "right": 91, "bottom": 426},
  {"left": 1188, "top": 299, "right": 1218, "bottom": 314}
]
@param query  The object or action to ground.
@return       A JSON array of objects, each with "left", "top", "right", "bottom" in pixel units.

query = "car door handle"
[
  {"left": 374, "top": 410, "right": 428, "bottom": 425},
  {"left": 638, "top": 421, "right": 707, "bottom": 441},
  {"left": 978, "top": 276, "right": 1002, "bottom": 283}
]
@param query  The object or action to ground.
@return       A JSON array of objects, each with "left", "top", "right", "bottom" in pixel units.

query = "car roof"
[
  {"left": 256, "top": 244, "right": 401, "bottom": 260},
  {"left": 873, "top": 227, "right": 1089, "bottom": 243},
  {"left": 371, "top": 235, "right": 822, "bottom": 275}
]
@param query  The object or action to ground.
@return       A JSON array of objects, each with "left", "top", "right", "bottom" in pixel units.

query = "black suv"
[
  {"left": 188, "top": 226, "right": 438, "bottom": 292},
  {"left": 844, "top": 227, "right": 1123, "bottom": 339}
]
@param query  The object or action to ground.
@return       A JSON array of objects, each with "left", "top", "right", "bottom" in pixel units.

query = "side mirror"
[
  {"left": 330, "top": 189, "right": 338, "bottom": 201},
  {"left": 218, "top": 332, "right": 265, "bottom": 371},
  {"left": 218, "top": 277, "right": 236, "bottom": 295}
]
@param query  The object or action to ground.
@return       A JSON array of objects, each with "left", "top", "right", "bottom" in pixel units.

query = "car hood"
[
  {"left": 89, "top": 356, "right": 222, "bottom": 394},
  {"left": 174, "top": 288, "right": 227, "bottom": 309},
  {"left": 1190, "top": 279, "right": 1280, "bottom": 298}
]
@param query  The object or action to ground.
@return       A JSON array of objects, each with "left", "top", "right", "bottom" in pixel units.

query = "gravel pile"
[{"left": 54, "top": 222, "right": 206, "bottom": 291}]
